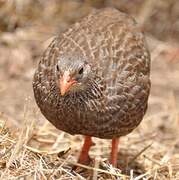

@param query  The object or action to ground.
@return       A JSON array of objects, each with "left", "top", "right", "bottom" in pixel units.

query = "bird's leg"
[
  {"left": 110, "top": 138, "right": 119, "bottom": 167},
  {"left": 78, "top": 136, "right": 93, "bottom": 164}
]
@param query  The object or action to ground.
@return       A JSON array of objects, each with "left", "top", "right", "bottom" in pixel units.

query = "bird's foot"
[
  {"left": 110, "top": 138, "right": 119, "bottom": 167},
  {"left": 78, "top": 136, "right": 94, "bottom": 165}
]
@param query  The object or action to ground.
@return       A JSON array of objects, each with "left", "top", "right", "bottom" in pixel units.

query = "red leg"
[
  {"left": 110, "top": 138, "right": 119, "bottom": 167},
  {"left": 78, "top": 136, "right": 93, "bottom": 164}
]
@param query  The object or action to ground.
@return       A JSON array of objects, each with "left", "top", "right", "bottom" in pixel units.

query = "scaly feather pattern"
[{"left": 33, "top": 8, "right": 150, "bottom": 139}]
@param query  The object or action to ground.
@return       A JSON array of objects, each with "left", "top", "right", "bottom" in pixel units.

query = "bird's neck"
[{"left": 60, "top": 84, "right": 104, "bottom": 111}]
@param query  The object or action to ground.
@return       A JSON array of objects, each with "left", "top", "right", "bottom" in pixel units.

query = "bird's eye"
[
  {"left": 78, "top": 67, "right": 84, "bottom": 75},
  {"left": 56, "top": 64, "right": 60, "bottom": 71}
]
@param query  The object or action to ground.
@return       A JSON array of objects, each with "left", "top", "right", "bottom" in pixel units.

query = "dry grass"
[{"left": 0, "top": 0, "right": 179, "bottom": 179}]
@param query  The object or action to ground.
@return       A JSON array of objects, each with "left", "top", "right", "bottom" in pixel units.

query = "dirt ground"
[{"left": 0, "top": 1, "right": 179, "bottom": 179}]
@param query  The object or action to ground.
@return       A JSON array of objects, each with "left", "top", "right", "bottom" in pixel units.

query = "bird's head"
[{"left": 55, "top": 54, "right": 93, "bottom": 96}]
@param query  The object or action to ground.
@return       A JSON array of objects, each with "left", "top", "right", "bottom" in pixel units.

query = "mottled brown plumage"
[{"left": 33, "top": 8, "right": 150, "bottom": 166}]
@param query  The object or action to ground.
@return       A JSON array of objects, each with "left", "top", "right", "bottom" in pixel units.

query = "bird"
[{"left": 33, "top": 8, "right": 150, "bottom": 167}]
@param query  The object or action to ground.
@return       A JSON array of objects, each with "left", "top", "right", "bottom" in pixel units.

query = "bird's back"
[{"left": 55, "top": 8, "right": 150, "bottom": 93}]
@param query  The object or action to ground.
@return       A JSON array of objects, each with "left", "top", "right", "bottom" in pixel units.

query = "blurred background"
[{"left": 0, "top": 0, "right": 179, "bottom": 179}]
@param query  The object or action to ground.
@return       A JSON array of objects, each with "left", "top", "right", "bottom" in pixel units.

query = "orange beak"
[{"left": 59, "top": 72, "right": 77, "bottom": 96}]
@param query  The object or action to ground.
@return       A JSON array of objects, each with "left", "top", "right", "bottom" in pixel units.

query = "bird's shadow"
[
  {"left": 102, "top": 149, "right": 146, "bottom": 177},
  {"left": 117, "top": 151, "right": 145, "bottom": 176},
  {"left": 71, "top": 150, "right": 146, "bottom": 178}
]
